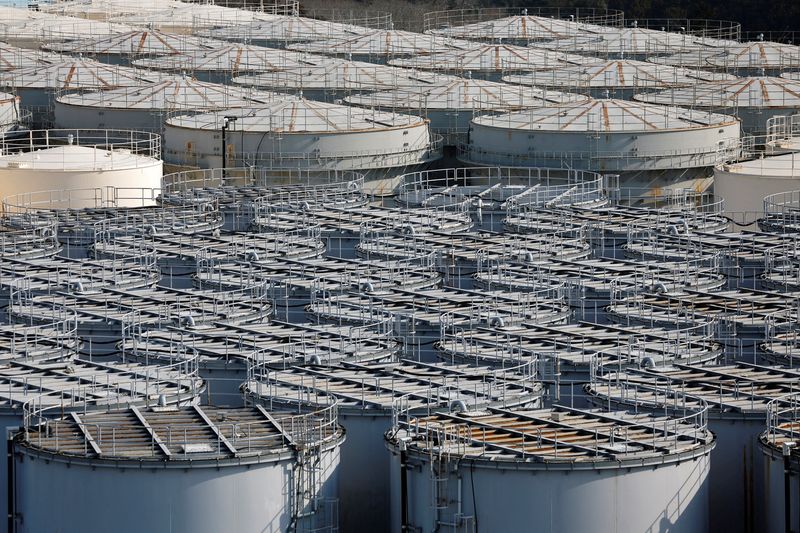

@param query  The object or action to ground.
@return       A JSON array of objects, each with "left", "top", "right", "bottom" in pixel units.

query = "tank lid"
[
  {"left": 635, "top": 76, "right": 800, "bottom": 107},
  {"left": 288, "top": 29, "right": 477, "bottom": 56}
]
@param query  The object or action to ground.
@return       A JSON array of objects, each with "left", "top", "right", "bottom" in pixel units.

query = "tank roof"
[
  {"left": 111, "top": 3, "right": 274, "bottom": 29},
  {"left": 45, "top": 29, "right": 218, "bottom": 56},
  {"left": 0, "top": 58, "right": 160, "bottom": 90},
  {"left": 705, "top": 41, "right": 800, "bottom": 69},
  {"left": 0, "top": 145, "right": 160, "bottom": 171},
  {"left": 166, "top": 97, "right": 427, "bottom": 133},
  {"left": 389, "top": 44, "right": 578, "bottom": 72},
  {"left": 345, "top": 77, "right": 588, "bottom": 110},
  {"left": 438, "top": 321, "right": 721, "bottom": 369},
  {"left": 503, "top": 59, "right": 734, "bottom": 89},
  {"left": 471, "top": 98, "right": 737, "bottom": 132},
  {"left": 56, "top": 77, "right": 280, "bottom": 111},
  {"left": 538, "top": 27, "right": 711, "bottom": 56},
  {"left": 635, "top": 76, "right": 800, "bottom": 108},
  {"left": 718, "top": 151, "right": 800, "bottom": 177},
  {"left": 232, "top": 58, "right": 454, "bottom": 92},
  {"left": 0, "top": 42, "right": 63, "bottom": 71},
  {"left": 587, "top": 362, "right": 800, "bottom": 415},
  {"left": 0, "top": 357, "right": 202, "bottom": 412},
  {"left": 203, "top": 15, "right": 371, "bottom": 43},
  {"left": 243, "top": 359, "right": 542, "bottom": 412},
  {"left": 429, "top": 14, "right": 600, "bottom": 42},
  {"left": 19, "top": 404, "right": 343, "bottom": 462},
  {"left": 391, "top": 405, "right": 713, "bottom": 465},
  {"left": 288, "top": 29, "right": 477, "bottom": 57},
  {"left": 132, "top": 44, "right": 316, "bottom": 74},
  {"left": 0, "top": 321, "right": 80, "bottom": 363}
]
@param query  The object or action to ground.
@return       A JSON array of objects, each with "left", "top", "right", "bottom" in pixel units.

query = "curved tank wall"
[{"left": 0, "top": 145, "right": 163, "bottom": 208}]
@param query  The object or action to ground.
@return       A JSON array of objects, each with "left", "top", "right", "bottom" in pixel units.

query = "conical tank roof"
[
  {"left": 132, "top": 44, "right": 315, "bottom": 75},
  {"left": 704, "top": 41, "right": 800, "bottom": 69},
  {"left": 232, "top": 58, "right": 453, "bottom": 92},
  {"left": 0, "top": 14, "right": 132, "bottom": 43},
  {"left": 56, "top": 77, "right": 281, "bottom": 111},
  {"left": 41, "top": 0, "right": 183, "bottom": 19},
  {"left": 345, "top": 77, "right": 588, "bottom": 110},
  {"left": 166, "top": 96, "right": 426, "bottom": 133},
  {"left": 472, "top": 98, "right": 737, "bottom": 132},
  {"left": 389, "top": 44, "right": 580, "bottom": 72},
  {"left": 429, "top": 14, "right": 602, "bottom": 42},
  {"left": 203, "top": 15, "right": 371, "bottom": 44},
  {"left": 0, "top": 58, "right": 161, "bottom": 89},
  {"left": 111, "top": 4, "right": 273, "bottom": 30},
  {"left": 635, "top": 76, "right": 800, "bottom": 108},
  {"left": 288, "top": 30, "right": 476, "bottom": 57},
  {"left": 0, "top": 43, "right": 63, "bottom": 71},
  {"left": 45, "top": 29, "right": 218, "bottom": 56},
  {"left": 503, "top": 59, "right": 734, "bottom": 89},
  {"left": 537, "top": 27, "right": 710, "bottom": 56}
]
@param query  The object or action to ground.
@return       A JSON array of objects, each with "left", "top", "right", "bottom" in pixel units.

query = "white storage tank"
[
  {"left": 759, "top": 396, "right": 800, "bottom": 533},
  {"left": 243, "top": 359, "right": 544, "bottom": 533},
  {"left": 201, "top": 14, "right": 375, "bottom": 48},
  {"left": 0, "top": 356, "right": 204, "bottom": 530},
  {"left": 288, "top": 29, "right": 477, "bottom": 64},
  {"left": 503, "top": 59, "right": 734, "bottom": 100},
  {"left": 110, "top": 3, "right": 273, "bottom": 34},
  {"left": 232, "top": 58, "right": 453, "bottom": 103},
  {"left": 714, "top": 153, "right": 800, "bottom": 224},
  {"left": 635, "top": 76, "right": 800, "bottom": 133},
  {"left": 0, "top": 12, "right": 131, "bottom": 49},
  {"left": 388, "top": 44, "right": 578, "bottom": 81},
  {"left": 54, "top": 77, "right": 280, "bottom": 132},
  {"left": 44, "top": 29, "right": 218, "bottom": 65},
  {"left": 0, "top": 129, "right": 163, "bottom": 208},
  {"left": 387, "top": 405, "right": 714, "bottom": 533},
  {"left": 0, "top": 58, "right": 161, "bottom": 123},
  {"left": 424, "top": 7, "right": 623, "bottom": 44},
  {"left": 587, "top": 362, "right": 800, "bottom": 533},
  {"left": 701, "top": 40, "right": 800, "bottom": 75},
  {"left": 345, "top": 77, "right": 589, "bottom": 145},
  {"left": 132, "top": 44, "right": 312, "bottom": 83},
  {"left": 11, "top": 404, "right": 344, "bottom": 533},
  {"left": 462, "top": 98, "right": 741, "bottom": 193},
  {"left": 0, "top": 90, "right": 24, "bottom": 134},
  {"left": 40, "top": 0, "right": 183, "bottom": 20},
  {"left": 0, "top": 42, "right": 63, "bottom": 72},
  {"left": 163, "top": 98, "right": 439, "bottom": 193}
]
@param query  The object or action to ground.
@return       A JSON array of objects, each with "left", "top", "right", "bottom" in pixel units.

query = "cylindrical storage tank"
[
  {"left": 423, "top": 7, "right": 626, "bottom": 44},
  {"left": 437, "top": 320, "right": 722, "bottom": 404},
  {"left": 0, "top": 90, "right": 24, "bottom": 134},
  {"left": 232, "top": 59, "right": 453, "bottom": 103},
  {"left": 759, "top": 396, "right": 800, "bottom": 533},
  {"left": 243, "top": 359, "right": 544, "bottom": 533},
  {"left": 714, "top": 154, "right": 800, "bottom": 225},
  {"left": 0, "top": 42, "right": 63, "bottom": 72},
  {"left": 701, "top": 41, "right": 800, "bottom": 76},
  {"left": 44, "top": 29, "right": 217, "bottom": 65},
  {"left": 502, "top": 59, "right": 734, "bottom": 100},
  {"left": 288, "top": 29, "right": 477, "bottom": 64},
  {"left": 12, "top": 404, "right": 344, "bottom": 533},
  {"left": 387, "top": 405, "right": 714, "bottom": 533},
  {"left": 54, "top": 78, "right": 280, "bottom": 132},
  {"left": 201, "top": 13, "right": 380, "bottom": 48},
  {"left": 163, "top": 98, "right": 440, "bottom": 195},
  {"left": 462, "top": 98, "right": 741, "bottom": 195},
  {"left": 0, "top": 129, "right": 163, "bottom": 208},
  {"left": 761, "top": 189, "right": 800, "bottom": 234},
  {"left": 388, "top": 44, "right": 579, "bottom": 82},
  {"left": 586, "top": 362, "right": 800, "bottom": 533},
  {"left": 120, "top": 319, "right": 400, "bottom": 406},
  {"left": 345, "top": 77, "right": 588, "bottom": 145},
  {"left": 0, "top": 59, "right": 161, "bottom": 125},
  {"left": 0, "top": 356, "right": 204, "bottom": 530},
  {"left": 635, "top": 77, "right": 800, "bottom": 133},
  {"left": 110, "top": 3, "right": 272, "bottom": 34},
  {"left": 131, "top": 44, "right": 311, "bottom": 83}
]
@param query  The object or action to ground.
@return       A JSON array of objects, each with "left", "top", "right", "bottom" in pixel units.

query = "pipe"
[
  {"left": 399, "top": 439, "right": 409, "bottom": 532},
  {"left": 639, "top": 356, "right": 656, "bottom": 369},
  {"left": 450, "top": 399, "right": 467, "bottom": 413},
  {"left": 785, "top": 442, "right": 795, "bottom": 533},
  {"left": 244, "top": 249, "right": 260, "bottom": 262},
  {"left": 488, "top": 315, "right": 505, "bottom": 328},
  {"left": 307, "top": 354, "right": 322, "bottom": 365},
  {"left": 360, "top": 281, "right": 374, "bottom": 293},
  {"left": 7, "top": 428, "right": 14, "bottom": 533}
]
